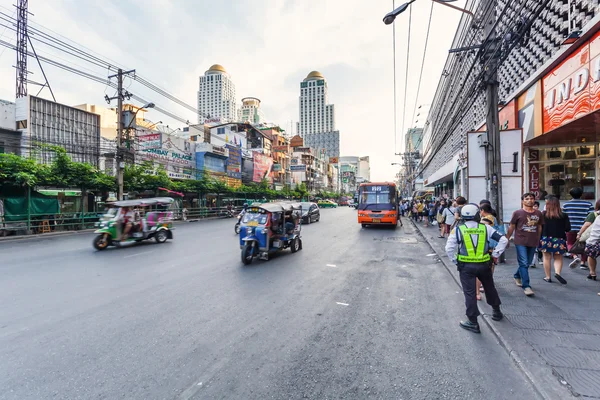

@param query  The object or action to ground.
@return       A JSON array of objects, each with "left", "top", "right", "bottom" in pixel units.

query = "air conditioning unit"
[{"left": 477, "top": 132, "right": 490, "bottom": 147}]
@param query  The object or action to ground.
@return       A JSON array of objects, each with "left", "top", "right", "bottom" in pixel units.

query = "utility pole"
[
  {"left": 482, "top": 0, "right": 503, "bottom": 222},
  {"left": 106, "top": 68, "right": 135, "bottom": 200},
  {"left": 15, "top": 0, "right": 29, "bottom": 98}
]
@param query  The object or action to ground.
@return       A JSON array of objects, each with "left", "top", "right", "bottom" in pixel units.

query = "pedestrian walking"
[
  {"left": 530, "top": 201, "right": 542, "bottom": 268},
  {"left": 506, "top": 193, "right": 544, "bottom": 297},
  {"left": 564, "top": 187, "right": 594, "bottom": 269},
  {"left": 538, "top": 196, "right": 571, "bottom": 284},
  {"left": 575, "top": 199, "right": 600, "bottom": 280},
  {"left": 442, "top": 200, "right": 457, "bottom": 238},
  {"left": 417, "top": 201, "right": 425, "bottom": 222},
  {"left": 412, "top": 202, "right": 419, "bottom": 222},
  {"left": 582, "top": 214, "right": 600, "bottom": 294},
  {"left": 437, "top": 200, "right": 447, "bottom": 238},
  {"left": 445, "top": 204, "right": 508, "bottom": 333}
]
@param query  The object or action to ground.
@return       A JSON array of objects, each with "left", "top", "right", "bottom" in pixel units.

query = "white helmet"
[{"left": 461, "top": 203, "right": 479, "bottom": 220}]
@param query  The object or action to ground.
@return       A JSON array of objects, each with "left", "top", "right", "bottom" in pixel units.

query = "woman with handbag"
[
  {"left": 538, "top": 196, "right": 571, "bottom": 284},
  {"left": 577, "top": 199, "right": 600, "bottom": 280}
]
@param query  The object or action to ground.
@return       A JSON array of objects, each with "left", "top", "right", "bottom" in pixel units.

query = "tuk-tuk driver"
[{"left": 118, "top": 206, "right": 134, "bottom": 240}]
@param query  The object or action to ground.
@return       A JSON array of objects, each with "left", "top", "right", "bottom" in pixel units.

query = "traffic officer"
[{"left": 445, "top": 203, "right": 508, "bottom": 333}]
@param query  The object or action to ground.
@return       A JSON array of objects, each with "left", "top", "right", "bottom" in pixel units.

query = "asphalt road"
[{"left": 0, "top": 208, "right": 540, "bottom": 400}]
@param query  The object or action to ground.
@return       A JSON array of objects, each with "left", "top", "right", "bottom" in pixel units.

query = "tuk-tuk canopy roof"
[
  {"left": 110, "top": 197, "right": 175, "bottom": 207},
  {"left": 254, "top": 201, "right": 300, "bottom": 212}
]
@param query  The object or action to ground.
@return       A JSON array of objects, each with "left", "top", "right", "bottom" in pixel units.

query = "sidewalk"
[{"left": 414, "top": 220, "right": 600, "bottom": 400}]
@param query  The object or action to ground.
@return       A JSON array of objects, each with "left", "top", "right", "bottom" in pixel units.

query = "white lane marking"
[
  {"left": 426, "top": 253, "right": 436, "bottom": 257},
  {"left": 336, "top": 302, "right": 349, "bottom": 306},
  {"left": 400, "top": 298, "right": 405, "bottom": 301},
  {"left": 124, "top": 251, "right": 154, "bottom": 259},
  {"left": 327, "top": 264, "right": 337, "bottom": 268}
]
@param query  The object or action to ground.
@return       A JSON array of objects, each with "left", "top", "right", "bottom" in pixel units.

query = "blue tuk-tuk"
[{"left": 239, "top": 202, "right": 303, "bottom": 264}]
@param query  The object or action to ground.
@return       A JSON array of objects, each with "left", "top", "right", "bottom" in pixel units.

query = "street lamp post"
[{"left": 117, "top": 102, "right": 155, "bottom": 200}]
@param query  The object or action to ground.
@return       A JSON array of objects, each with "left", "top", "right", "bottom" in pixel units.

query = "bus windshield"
[{"left": 359, "top": 184, "right": 397, "bottom": 210}]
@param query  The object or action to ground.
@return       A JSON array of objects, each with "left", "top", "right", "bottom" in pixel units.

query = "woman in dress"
[{"left": 538, "top": 195, "right": 571, "bottom": 284}]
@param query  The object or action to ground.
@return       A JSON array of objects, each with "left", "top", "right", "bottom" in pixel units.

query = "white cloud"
[{"left": 0, "top": 0, "right": 464, "bottom": 181}]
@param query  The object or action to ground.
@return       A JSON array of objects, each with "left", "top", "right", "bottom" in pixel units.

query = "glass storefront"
[{"left": 528, "top": 145, "right": 596, "bottom": 201}]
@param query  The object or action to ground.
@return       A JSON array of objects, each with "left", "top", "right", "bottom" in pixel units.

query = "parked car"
[
  {"left": 318, "top": 200, "right": 338, "bottom": 208},
  {"left": 301, "top": 202, "right": 320, "bottom": 224}
]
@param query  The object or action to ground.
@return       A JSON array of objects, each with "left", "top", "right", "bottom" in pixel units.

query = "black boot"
[
  {"left": 492, "top": 308, "right": 504, "bottom": 321},
  {"left": 459, "top": 320, "right": 480, "bottom": 333}
]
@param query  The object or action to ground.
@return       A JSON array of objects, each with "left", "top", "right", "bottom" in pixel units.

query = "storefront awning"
[{"left": 525, "top": 110, "right": 600, "bottom": 146}]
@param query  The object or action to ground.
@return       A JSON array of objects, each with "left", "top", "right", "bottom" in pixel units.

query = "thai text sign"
[
  {"left": 290, "top": 165, "right": 306, "bottom": 171},
  {"left": 272, "top": 145, "right": 289, "bottom": 152}
]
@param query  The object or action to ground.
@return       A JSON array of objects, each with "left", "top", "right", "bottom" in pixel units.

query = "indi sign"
[{"left": 543, "top": 30, "right": 600, "bottom": 132}]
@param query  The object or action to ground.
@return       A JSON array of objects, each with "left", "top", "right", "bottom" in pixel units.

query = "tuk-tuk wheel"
[
  {"left": 93, "top": 233, "right": 110, "bottom": 250},
  {"left": 241, "top": 244, "right": 254, "bottom": 265},
  {"left": 155, "top": 230, "right": 168, "bottom": 243},
  {"left": 291, "top": 237, "right": 300, "bottom": 253},
  {"left": 362, "top": 224, "right": 368, "bottom": 228}
]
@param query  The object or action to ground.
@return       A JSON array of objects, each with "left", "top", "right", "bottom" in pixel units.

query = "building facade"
[
  {"left": 238, "top": 97, "right": 265, "bottom": 124},
  {"left": 197, "top": 64, "right": 237, "bottom": 123},
  {"left": 16, "top": 95, "right": 101, "bottom": 166},
  {"left": 0, "top": 100, "right": 20, "bottom": 155},
  {"left": 422, "top": 0, "right": 600, "bottom": 219}
]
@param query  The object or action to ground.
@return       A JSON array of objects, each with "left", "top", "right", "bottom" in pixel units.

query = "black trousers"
[{"left": 458, "top": 262, "right": 501, "bottom": 321}]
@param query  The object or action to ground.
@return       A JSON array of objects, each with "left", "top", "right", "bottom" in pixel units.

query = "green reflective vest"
[{"left": 456, "top": 223, "right": 491, "bottom": 263}]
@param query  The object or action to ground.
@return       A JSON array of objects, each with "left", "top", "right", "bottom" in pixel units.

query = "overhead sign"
[
  {"left": 295, "top": 147, "right": 311, "bottom": 153},
  {"left": 272, "top": 145, "right": 289, "bottom": 152},
  {"left": 273, "top": 163, "right": 282, "bottom": 171},
  {"left": 329, "top": 156, "right": 339, "bottom": 164},
  {"left": 290, "top": 164, "right": 306, "bottom": 171}
]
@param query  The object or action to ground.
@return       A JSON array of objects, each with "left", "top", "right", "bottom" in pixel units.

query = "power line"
[
  {"left": 0, "top": 10, "right": 204, "bottom": 119},
  {"left": 410, "top": 1, "right": 434, "bottom": 129},
  {"left": 400, "top": 3, "right": 412, "bottom": 151}
]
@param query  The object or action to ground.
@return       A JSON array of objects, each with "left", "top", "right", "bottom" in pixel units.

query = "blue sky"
[{"left": 0, "top": 0, "right": 465, "bottom": 181}]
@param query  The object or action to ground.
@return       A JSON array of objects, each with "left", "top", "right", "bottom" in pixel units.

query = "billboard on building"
[
  {"left": 252, "top": 152, "right": 273, "bottom": 183},
  {"left": 139, "top": 134, "right": 195, "bottom": 179},
  {"left": 542, "top": 30, "right": 600, "bottom": 133},
  {"left": 226, "top": 144, "right": 242, "bottom": 179},
  {"left": 136, "top": 130, "right": 162, "bottom": 150}
]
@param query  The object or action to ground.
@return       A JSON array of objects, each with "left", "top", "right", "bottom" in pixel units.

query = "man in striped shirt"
[{"left": 563, "top": 187, "right": 594, "bottom": 269}]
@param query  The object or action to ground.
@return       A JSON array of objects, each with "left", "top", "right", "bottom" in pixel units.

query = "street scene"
[
  {"left": 1, "top": 208, "right": 541, "bottom": 400},
  {"left": 2, "top": 0, "right": 600, "bottom": 399}
]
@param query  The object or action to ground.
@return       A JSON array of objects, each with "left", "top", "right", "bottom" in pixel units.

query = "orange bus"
[{"left": 357, "top": 182, "right": 399, "bottom": 228}]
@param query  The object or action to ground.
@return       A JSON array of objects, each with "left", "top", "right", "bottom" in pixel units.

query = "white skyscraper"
[
  {"left": 297, "top": 71, "right": 340, "bottom": 158},
  {"left": 197, "top": 64, "right": 237, "bottom": 123}
]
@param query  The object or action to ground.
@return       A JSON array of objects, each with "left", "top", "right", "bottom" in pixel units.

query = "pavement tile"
[
  {"left": 553, "top": 367, "right": 600, "bottom": 398},
  {"left": 531, "top": 346, "right": 600, "bottom": 370},
  {"left": 506, "top": 315, "right": 595, "bottom": 334},
  {"left": 520, "top": 330, "right": 600, "bottom": 351}
]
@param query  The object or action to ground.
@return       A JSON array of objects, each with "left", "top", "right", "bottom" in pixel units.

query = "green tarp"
[{"left": 2, "top": 196, "right": 60, "bottom": 222}]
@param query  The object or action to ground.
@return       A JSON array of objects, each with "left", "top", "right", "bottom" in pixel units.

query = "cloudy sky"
[{"left": 0, "top": 0, "right": 465, "bottom": 181}]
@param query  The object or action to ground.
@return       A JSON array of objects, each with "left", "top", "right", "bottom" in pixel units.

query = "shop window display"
[{"left": 530, "top": 146, "right": 596, "bottom": 201}]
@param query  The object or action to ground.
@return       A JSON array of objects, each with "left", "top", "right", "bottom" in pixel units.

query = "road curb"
[{"left": 411, "top": 220, "right": 575, "bottom": 400}]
